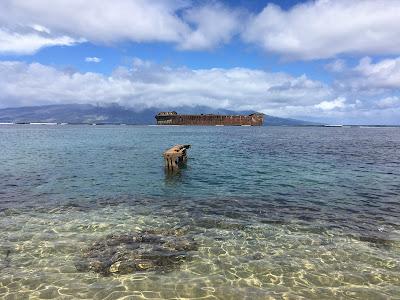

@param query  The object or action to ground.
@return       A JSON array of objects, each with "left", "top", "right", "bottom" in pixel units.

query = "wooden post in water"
[{"left": 163, "top": 144, "right": 191, "bottom": 170}]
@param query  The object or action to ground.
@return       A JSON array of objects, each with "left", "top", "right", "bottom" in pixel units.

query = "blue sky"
[{"left": 0, "top": 0, "right": 400, "bottom": 124}]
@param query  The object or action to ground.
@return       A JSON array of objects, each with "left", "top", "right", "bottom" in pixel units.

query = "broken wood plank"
[{"left": 163, "top": 144, "right": 191, "bottom": 170}]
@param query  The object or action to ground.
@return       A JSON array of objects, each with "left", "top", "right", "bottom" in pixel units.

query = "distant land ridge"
[{"left": 0, "top": 104, "right": 322, "bottom": 126}]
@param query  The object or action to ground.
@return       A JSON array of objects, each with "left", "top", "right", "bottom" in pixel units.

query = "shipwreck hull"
[{"left": 155, "top": 112, "right": 264, "bottom": 126}]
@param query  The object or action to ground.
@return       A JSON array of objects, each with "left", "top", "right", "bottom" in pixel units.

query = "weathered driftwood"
[{"left": 163, "top": 144, "right": 191, "bottom": 170}]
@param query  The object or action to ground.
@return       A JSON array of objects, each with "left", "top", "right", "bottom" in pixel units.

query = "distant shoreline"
[{"left": 0, "top": 123, "right": 399, "bottom": 128}]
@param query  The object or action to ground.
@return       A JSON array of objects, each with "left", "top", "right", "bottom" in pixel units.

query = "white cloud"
[
  {"left": 351, "top": 57, "right": 400, "bottom": 89},
  {"left": 376, "top": 96, "right": 400, "bottom": 109},
  {"left": 325, "top": 59, "right": 347, "bottom": 73},
  {"left": 0, "top": 0, "right": 242, "bottom": 54},
  {"left": 85, "top": 57, "right": 101, "bottom": 63},
  {"left": 132, "top": 57, "right": 153, "bottom": 68},
  {"left": 315, "top": 97, "right": 346, "bottom": 111},
  {"left": 30, "top": 24, "right": 51, "bottom": 34},
  {"left": 179, "top": 3, "right": 242, "bottom": 50},
  {"left": 2, "top": 0, "right": 400, "bottom": 59},
  {"left": 0, "top": 0, "right": 190, "bottom": 43},
  {"left": 0, "top": 60, "right": 331, "bottom": 114},
  {"left": 0, "top": 28, "right": 79, "bottom": 55},
  {"left": 330, "top": 56, "right": 400, "bottom": 92},
  {"left": 244, "top": 0, "right": 400, "bottom": 60},
  {"left": 1, "top": 60, "right": 400, "bottom": 124}
]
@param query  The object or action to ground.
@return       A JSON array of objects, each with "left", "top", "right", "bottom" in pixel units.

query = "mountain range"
[{"left": 0, "top": 104, "right": 321, "bottom": 126}]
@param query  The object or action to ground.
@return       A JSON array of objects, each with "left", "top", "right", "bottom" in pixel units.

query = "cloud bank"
[
  {"left": 0, "top": 60, "right": 330, "bottom": 112},
  {"left": 1, "top": 59, "right": 400, "bottom": 124},
  {"left": 2, "top": 0, "right": 400, "bottom": 59},
  {"left": 0, "top": 0, "right": 240, "bottom": 54},
  {"left": 244, "top": 0, "right": 400, "bottom": 60}
]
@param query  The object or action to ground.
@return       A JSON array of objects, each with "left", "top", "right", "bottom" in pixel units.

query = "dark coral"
[{"left": 75, "top": 229, "right": 197, "bottom": 275}]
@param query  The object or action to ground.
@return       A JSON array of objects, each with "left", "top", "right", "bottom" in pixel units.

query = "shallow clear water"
[{"left": 0, "top": 125, "right": 399, "bottom": 299}]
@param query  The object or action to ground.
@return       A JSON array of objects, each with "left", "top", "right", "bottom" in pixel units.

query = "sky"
[{"left": 0, "top": 0, "right": 400, "bottom": 124}]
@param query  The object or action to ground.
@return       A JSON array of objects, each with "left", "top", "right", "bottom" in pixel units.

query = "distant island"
[{"left": 0, "top": 104, "right": 322, "bottom": 126}]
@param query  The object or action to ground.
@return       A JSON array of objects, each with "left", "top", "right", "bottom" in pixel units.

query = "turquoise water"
[{"left": 0, "top": 125, "right": 399, "bottom": 299}]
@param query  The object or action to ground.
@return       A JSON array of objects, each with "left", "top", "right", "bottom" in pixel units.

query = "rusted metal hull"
[{"left": 155, "top": 113, "right": 264, "bottom": 126}]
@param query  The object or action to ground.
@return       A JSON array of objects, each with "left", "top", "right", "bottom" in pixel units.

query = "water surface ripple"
[{"left": 0, "top": 125, "right": 399, "bottom": 299}]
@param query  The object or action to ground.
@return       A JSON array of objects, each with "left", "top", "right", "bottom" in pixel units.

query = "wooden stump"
[{"left": 163, "top": 144, "right": 191, "bottom": 170}]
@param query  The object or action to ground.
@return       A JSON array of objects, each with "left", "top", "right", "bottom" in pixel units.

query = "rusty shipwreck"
[{"left": 155, "top": 112, "right": 264, "bottom": 126}]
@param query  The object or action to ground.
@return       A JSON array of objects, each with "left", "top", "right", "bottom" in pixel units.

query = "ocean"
[{"left": 0, "top": 125, "right": 399, "bottom": 299}]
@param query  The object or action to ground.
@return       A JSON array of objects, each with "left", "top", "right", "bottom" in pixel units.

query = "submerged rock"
[{"left": 75, "top": 229, "right": 197, "bottom": 275}]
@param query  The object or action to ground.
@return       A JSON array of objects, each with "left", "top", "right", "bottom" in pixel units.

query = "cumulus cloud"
[
  {"left": 0, "top": 28, "right": 79, "bottom": 55},
  {"left": 0, "top": 0, "right": 242, "bottom": 54},
  {"left": 351, "top": 57, "right": 400, "bottom": 89},
  {"left": 0, "top": 60, "right": 331, "bottom": 113},
  {"left": 179, "top": 3, "right": 243, "bottom": 50},
  {"left": 30, "top": 24, "right": 51, "bottom": 34},
  {"left": 329, "top": 56, "right": 400, "bottom": 92},
  {"left": 315, "top": 97, "right": 346, "bottom": 111},
  {"left": 376, "top": 96, "right": 400, "bottom": 109},
  {"left": 2, "top": 0, "right": 400, "bottom": 59},
  {"left": 325, "top": 59, "right": 347, "bottom": 73},
  {"left": 244, "top": 0, "right": 400, "bottom": 60},
  {"left": 85, "top": 57, "right": 101, "bottom": 63},
  {"left": 1, "top": 60, "right": 400, "bottom": 123},
  {"left": 0, "top": 0, "right": 189, "bottom": 43}
]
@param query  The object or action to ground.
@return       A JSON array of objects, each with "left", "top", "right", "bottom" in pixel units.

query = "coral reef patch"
[{"left": 75, "top": 229, "right": 198, "bottom": 275}]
